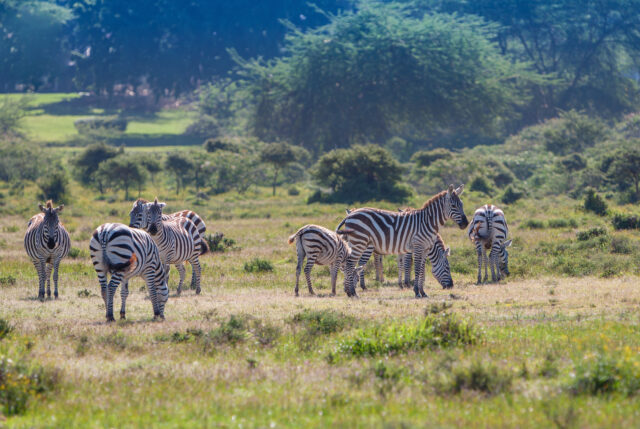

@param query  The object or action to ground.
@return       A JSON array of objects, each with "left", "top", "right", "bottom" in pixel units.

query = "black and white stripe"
[
  {"left": 346, "top": 209, "right": 384, "bottom": 290},
  {"left": 146, "top": 199, "right": 208, "bottom": 295},
  {"left": 89, "top": 223, "right": 168, "bottom": 321},
  {"left": 129, "top": 199, "right": 207, "bottom": 294},
  {"left": 288, "top": 224, "right": 364, "bottom": 296},
  {"left": 336, "top": 185, "right": 468, "bottom": 298},
  {"left": 24, "top": 201, "right": 70, "bottom": 300},
  {"left": 467, "top": 204, "right": 512, "bottom": 283}
]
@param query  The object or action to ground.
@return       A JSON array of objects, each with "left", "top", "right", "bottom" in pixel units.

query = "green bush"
[
  {"left": 584, "top": 189, "right": 608, "bottom": 216},
  {"left": 547, "top": 218, "right": 578, "bottom": 228},
  {"left": 501, "top": 185, "right": 525, "bottom": 204},
  {"left": 577, "top": 227, "right": 608, "bottom": 241},
  {"left": 38, "top": 171, "right": 70, "bottom": 204},
  {"left": 569, "top": 354, "right": 640, "bottom": 396},
  {"left": 292, "top": 309, "right": 354, "bottom": 337},
  {"left": 609, "top": 235, "right": 637, "bottom": 255},
  {"left": 445, "top": 361, "right": 513, "bottom": 395},
  {"left": 0, "top": 319, "right": 13, "bottom": 340},
  {"left": 0, "top": 275, "right": 16, "bottom": 286},
  {"left": 204, "top": 233, "right": 238, "bottom": 253},
  {"left": 287, "top": 187, "right": 300, "bottom": 196},
  {"left": 68, "top": 247, "right": 88, "bottom": 259},
  {"left": 469, "top": 176, "right": 492, "bottom": 195},
  {"left": 522, "top": 219, "right": 546, "bottom": 229},
  {"left": 203, "top": 138, "right": 239, "bottom": 153},
  {"left": 336, "top": 313, "right": 479, "bottom": 357},
  {"left": 611, "top": 213, "right": 640, "bottom": 230},
  {"left": 207, "top": 315, "right": 249, "bottom": 346},
  {"left": 543, "top": 111, "right": 607, "bottom": 155},
  {"left": 411, "top": 148, "right": 453, "bottom": 167},
  {"left": 243, "top": 258, "right": 273, "bottom": 273},
  {"left": 74, "top": 117, "right": 127, "bottom": 135}
]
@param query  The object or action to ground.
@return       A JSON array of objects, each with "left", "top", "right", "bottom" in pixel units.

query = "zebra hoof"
[
  {"left": 195, "top": 287, "right": 201, "bottom": 295},
  {"left": 120, "top": 312, "right": 126, "bottom": 320},
  {"left": 106, "top": 316, "right": 116, "bottom": 323},
  {"left": 153, "top": 314, "right": 165, "bottom": 321}
]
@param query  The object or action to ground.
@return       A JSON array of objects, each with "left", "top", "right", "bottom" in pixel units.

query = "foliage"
[
  {"left": 0, "top": 319, "right": 12, "bottom": 340},
  {"left": 584, "top": 189, "right": 608, "bottom": 216},
  {"left": 260, "top": 142, "right": 301, "bottom": 196},
  {"left": 443, "top": 361, "right": 513, "bottom": 395},
  {"left": 242, "top": 4, "right": 531, "bottom": 151},
  {"left": 73, "top": 117, "right": 127, "bottom": 136},
  {"left": 243, "top": 258, "right": 274, "bottom": 273},
  {"left": 560, "top": 154, "right": 587, "bottom": 172},
  {"left": 611, "top": 213, "right": 640, "bottom": 230},
  {"left": 542, "top": 111, "right": 607, "bottom": 155},
  {"left": 313, "top": 144, "right": 412, "bottom": 203},
  {"left": 576, "top": 227, "right": 608, "bottom": 242},
  {"left": 292, "top": 309, "right": 354, "bottom": 336},
  {"left": 569, "top": 354, "right": 640, "bottom": 396},
  {"left": 98, "top": 156, "right": 147, "bottom": 200},
  {"left": 469, "top": 176, "right": 492, "bottom": 195},
  {"left": 0, "top": 96, "right": 29, "bottom": 137},
  {"left": 411, "top": 148, "right": 453, "bottom": 168},
  {"left": 165, "top": 152, "right": 194, "bottom": 195},
  {"left": 72, "top": 143, "right": 120, "bottom": 194},
  {"left": 37, "top": 171, "right": 70, "bottom": 204},
  {"left": 501, "top": 185, "right": 525, "bottom": 204},
  {"left": 0, "top": 141, "right": 49, "bottom": 184},
  {"left": 207, "top": 315, "right": 250, "bottom": 346},
  {"left": 336, "top": 313, "right": 479, "bottom": 357},
  {"left": 203, "top": 138, "right": 239, "bottom": 153},
  {"left": 605, "top": 147, "right": 640, "bottom": 201},
  {"left": 204, "top": 233, "right": 238, "bottom": 253}
]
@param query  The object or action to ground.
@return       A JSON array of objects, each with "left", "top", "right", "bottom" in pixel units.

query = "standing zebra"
[
  {"left": 24, "top": 201, "right": 70, "bottom": 301},
  {"left": 146, "top": 199, "right": 208, "bottom": 295},
  {"left": 288, "top": 224, "right": 364, "bottom": 296},
  {"left": 345, "top": 209, "right": 384, "bottom": 290},
  {"left": 129, "top": 199, "right": 207, "bottom": 294},
  {"left": 90, "top": 223, "right": 168, "bottom": 321},
  {"left": 336, "top": 185, "right": 468, "bottom": 298},
  {"left": 467, "top": 204, "right": 512, "bottom": 284}
]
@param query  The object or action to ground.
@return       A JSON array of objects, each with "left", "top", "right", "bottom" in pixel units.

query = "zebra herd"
[
  {"left": 289, "top": 184, "right": 512, "bottom": 298},
  {"left": 23, "top": 185, "right": 512, "bottom": 321}
]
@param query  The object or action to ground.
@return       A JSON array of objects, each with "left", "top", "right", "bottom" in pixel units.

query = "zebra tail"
[
  {"left": 336, "top": 229, "right": 353, "bottom": 236},
  {"left": 335, "top": 216, "right": 348, "bottom": 233},
  {"left": 287, "top": 233, "right": 297, "bottom": 245},
  {"left": 200, "top": 239, "right": 209, "bottom": 255}
]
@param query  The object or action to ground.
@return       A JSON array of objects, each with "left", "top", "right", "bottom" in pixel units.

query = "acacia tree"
[
  {"left": 72, "top": 143, "right": 119, "bottom": 194},
  {"left": 98, "top": 157, "right": 147, "bottom": 200},
  {"left": 165, "top": 152, "right": 194, "bottom": 195},
  {"left": 260, "top": 142, "right": 298, "bottom": 196},
  {"left": 240, "top": 3, "right": 530, "bottom": 152},
  {"left": 608, "top": 147, "right": 640, "bottom": 200}
]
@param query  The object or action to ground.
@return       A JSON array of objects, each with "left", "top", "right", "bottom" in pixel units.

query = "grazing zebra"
[
  {"left": 287, "top": 224, "right": 365, "bottom": 296},
  {"left": 336, "top": 185, "right": 468, "bottom": 298},
  {"left": 129, "top": 199, "right": 207, "bottom": 294},
  {"left": 146, "top": 198, "right": 208, "bottom": 295},
  {"left": 346, "top": 209, "right": 384, "bottom": 290},
  {"left": 89, "top": 223, "right": 168, "bottom": 321},
  {"left": 467, "top": 204, "right": 512, "bottom": 284},
  {"left": 24, "top": 201, "right": 70, "bottom": 300}
]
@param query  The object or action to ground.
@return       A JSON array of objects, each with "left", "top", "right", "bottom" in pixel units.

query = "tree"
[
  {"left": 260, "top": 142, "right": 298, "bottom": 196},
  {"left": 0, "top": 97, "right": 29, "bottom": 138},
  {"left": 98, "top": 157, "right": 147, "bottom": 200},
  {"left": 37, "top": 170, "right": 70, "bottom": 204},
  {"left": 72, "top": 143, "right": 119, "bottom": 194},
  {"left": 165, "top": 152, "right": 194, "bottom": 195},
  {"left": 607, "top": 147, "right": 640, "bottom": 200},
  {"left": 137, "top": 156, "right": 162, "bottom": 183},
  {"left": 312, "top": 144, "right": 412, "bottom": 203},
  {"left": 240, "top": 3, "right": 531, "bottom": 152}
]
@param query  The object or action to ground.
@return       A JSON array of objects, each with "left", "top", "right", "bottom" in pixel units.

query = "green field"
[{"left": 1, "top": 93, "right": 640, "bottom": 427}]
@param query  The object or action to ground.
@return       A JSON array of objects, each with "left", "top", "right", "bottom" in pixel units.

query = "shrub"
[
  {"left": 204, "top": 233, "right": 238, "bottom": 253},
  {"left": 501, "top": 185, "right": 525, "bottom": 204},
  {"left": 569, "top": 354, "right": 640, "bottom": 396},
  {"left": 38, "top": 171, "right": 70, "bottom": 204},
  {"left": 522, "top": 219, "right": 546, "bottom": 229},
  {"left": 68, "top": 247, "right": 88, "bottom": 259},
  {"left": 292, "top": 309, "right": 354, "bottom": 337},
  {"left": 444, "top": 361, "right": 513, "bottom": 395},
  {"left": 469, "top": 176, "right": 492, "bottom": 195},
  {"left": 543, "top": 111, "right": 607, "bottom": 155},
  {"left": 610, "top": 235, "right": 637, "bottom": 254},
  {"left": 0, "top": 318, "right": 13, "bottom": 340},
  {"left": 243, "top": 258, "right": 273, "bottom": 273},
  {"left": 538, "top": 353, "right": 559, "bottom": 378},
  {"left": 336, "top": 313, "right": 479, "bottom": 357},
  {"left": 411, "top": 148, "right": 453, "bottom": 167},
  {"left": 584, "top": 189, "right": 608, "bottom": 216},
  {"left": 74, "top": 117, "right": 127, "bottom": 135},
  {"left": 287, "top": 187, "right": 300, "bottom": 196},
  {"left": 577, "top": 227, "right": 608, "bottom": 241},
  {"left": 0, "top": 275, "right": 16, "bottom": 287},
  {"left": 560, "top": 154, "right": 587, "bottom": 171},
  {"left": 203, "top": 138, "right": 239, "bottom": 153},
  {"left": 208, "top": 315, "right": 249, "bottom": 346},
  {"left": 0, "top": 354, "right": 59, "bottom": 416},
  {"left": 547, "top": 218, "right": 578, "bottom": 228},
  {"left": 611, "top": 213, "right": 640, "bottom": 230}
]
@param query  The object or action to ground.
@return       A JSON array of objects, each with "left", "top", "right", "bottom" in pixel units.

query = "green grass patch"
[
  {"left": 569, "top": 354, "right": 640, "bottom": 396},
  {"left": 243, "top": 258, "right": 274, "bottom": 273}
]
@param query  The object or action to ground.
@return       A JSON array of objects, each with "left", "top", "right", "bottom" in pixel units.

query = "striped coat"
[
  {"left": 336, "top": 185, "right": 467, "bottom": 298},
  {"left": 146, "top": 199, "right": 208, "bottom": 295},
  {"left": 24, "top": 201, "right": 70, "bottom": 300},
  {"left": 89, "top": 223, "right": 168, "bottom": 321},
  {"left": 129, "top": 199, "right": 207, "bottom": 294},
  {"left": 467, "top": 204, "right": 512, "bottom": 283},
  {"left": 288, "top": 224, "right": 364, "bottom": 296}
]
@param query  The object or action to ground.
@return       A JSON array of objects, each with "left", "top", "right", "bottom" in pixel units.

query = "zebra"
[
  {"left": 89, "top": 223, "right": 168, "bottom": 321},
  {"left": 129, "top": 199, "right": 207, "bottom": 294},
  {"left": 336, "top": 185, "right": 468, "bottom": 298},
  {"left": 345, "top": 208, "right": 384, "bottom": 290},
  {"left": 467, "top": 204, "right": 512, "bottom": 284},
  {"left": 146, "top": 198, "right": 208, "bottom": 295},
  {"left": 287, "top": 224, "right": 365, "bottom": 296},
  {"left": 24, "top": 201, "right": 71, "bottom": 301}
]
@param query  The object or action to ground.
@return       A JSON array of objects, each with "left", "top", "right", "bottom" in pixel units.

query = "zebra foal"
[
  {"left": 288, "top": 224, "right": 364, "bottom": 296},
  {"left": 336, "top": 185, "right": 468, "bottom": 298},
  {"left": 467, "top": 204, "right": 512, "bottom": 284},
  {"left": 89, "top": 223, "right": 168, "bottom": 321},
  {"left": 24, "top": 201, "right": 70, "bottom": 300}
]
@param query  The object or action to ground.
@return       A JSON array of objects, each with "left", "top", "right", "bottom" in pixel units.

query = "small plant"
[
  {"left": 611, "top": 213, "right": 640, "bottom": 230},
  {"left": 425, "top": 302, "right": 453, "bottom": 315},
  {"left": 522, "top": 219, "right": 546, "bottom": 229},
  {"left": 0, "top": 318, "right": 13, "bottom": 340},
  {"left": 207, "top": 315, "right": 249, "bottom": 346},
  {"left": 204, "top": 233, "right": 238, "bottom": 253},
  {"left": 2, "top": 225, "right": 19, "bottom": 233},
  {"left": 446, "top": 361, "right": 513, "bottom": 395},
  {"left": 287, "top": 187, "right": 300, "bottom": 196},
  {"left": 75, "top": 335, "right": 90, "bottom": 356},
  {"left": 568, "top": 354, "right": 640, "bottom": 396},
  {"left": 538, "top": 352, "right": 559, "bottom": 378},
  {"left": 77, "top": 289, "right": 92, "bottom": 298},
  {"left": 610, "top": 235, "right": 636, "bottom": 254},
  {"left": 250, "top": 320, "right": 281, "bottom": 346},
  {"left": 292, "top": 309, "right": 353, "bottom": 336},
  {"left": 68, "top": 247, "right": 87, "bottom": 259},
  {"left": 576, "top": 227, "right": 608, "bottom": 241},
  {"left": 0, "top": 354, "right": 59, "bottom": 416},
  {"left": 98, "top": 332, "right": 129, "bottom": 351},
  {"left": 547, "top": 218, "right": 578, "bottom": 228},
  {"left": 0, "top": 275, "right": 16, "bottom": 286},
  {"left": 243, "top": 258, "right": 273, "bottom": 273},
  {"left": 584, "top": 189, "right": 608, "bottom": 216}
]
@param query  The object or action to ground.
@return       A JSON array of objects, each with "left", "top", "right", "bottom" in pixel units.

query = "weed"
[
  {"left": 576, "top": 227, "right": 607, "bottom": 241},
  {"left": 0, "top": 353, "right": 59, "bottom": 416},
  {"left": 538, "top": 352, "right": 559, "bottom": 378},
  {"left": 569, "top": 354, "right": 640, "bottom": 396},
  {"left": 250, "top": 320, "right": 281, "bottom": 347},
  {"left": 2, "top": 225, "right": 19, "bottom": 233},
  {"left": 243, "top": 258, "right": 273, "bottom": 273},
  {"left": 75, "top": 335, "right": 90, "bottom": 356},
  {"left": 444, "top": 361, "right": 513, "bottom": 395},
  {"left": 77, "top": 289, "right": 92, "bottom": 298},
  {"left": 68, "top": 247, "right": 88, "bottom": 259},
  {"left": 292, "top": 309, "right": 353, "bottom": 336},
  {"left": 0, "top": 318, "right": 13, "bottom": 340},
  {"left": 0, "top": 275, "right": 16, "bottom": 286},
  {"left": 522, "top": 219, "right": 546, "bottom": 229},
  {"left": 204, "top": 315, "right": 249, "bottom": 350},
  {"left": 425, "top": 302, "right": 453, "bottom": 315},
  {"left": 548, "top": 218, "right": 578, "bottom": 228},
  {"left": 97, "top": 332, "right": 129, "bottom": 351},
  {"left": 204, "top": 232, "right": 239, "bottom": 253}
]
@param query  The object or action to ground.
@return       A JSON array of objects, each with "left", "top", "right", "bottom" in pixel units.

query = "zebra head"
[
  {"left": 38, "top": 200, "right": 63, "bottom": 249},
  {"left": 446, "top": 184, "right": 469, "bottom": 229},
  {"left": 129, "top": 198, "right": 148, "bottom": 229},
  {"left": 499, "top": 239, "right": 513, "bottom": 277},
  {"left": 147, "top": 198, "right": 167, "bottom": 236},
  {"left": 428, "top": 237, "right": 453, "bottom": 289}
]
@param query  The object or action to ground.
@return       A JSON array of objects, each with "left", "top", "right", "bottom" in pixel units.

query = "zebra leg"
[
  {"left": 303, "top": 255, "right": 317, "bottom": 295},
  {"left": 412, "top": 248, "right": 426, "bottom": 298},
  {"left": 475, "top": 242, "right": 483, "bottom": 285},
  {"left": 490, "top": 247, "right": 500, "bottom": 282},
  {"left": 357, "top": 250, "right": 372, "bottom": 290},
  {"left": 52, "top": 258, "right": 61, "bottom": 299},
  {"left": 105, "top": 273, "right": 123, "bottom": 322},
  {"left": 189, "top": 257, "right": 202, "bottom": 295},
  {"left": 146, "top": 268, "right": 168, "bottom": 321},
  {"left": 175, "top": 263, "right": 185, "bottom": 295},
  {"left": 344, "top": 254, "right": 360, "bottom": 297},
  {"left": 120, "top": 280, "right": 129, "bottom": 319},
  {"left": 330, "top": 263, "right": 338, "bottom": 296},
  {"left": 397, "top": 255, "right": 403, "bottom": 288},
  {"left": 294, "top": 247, "right": 304, "bottom": 297},
  {"left": 375, "top": 253, "right": 384, "bottom": 283},
  {"left": 404, "top": 254, "right": 412, "bottom": 289},
  {"left": 34, "top": 260, "right": 46, "bottom": 301},
  {"left": 45, "top": 262, "right": 52, "bottom": 298},
  {"left": 482, "top": 247, "right": 489, "bottom": 283}
]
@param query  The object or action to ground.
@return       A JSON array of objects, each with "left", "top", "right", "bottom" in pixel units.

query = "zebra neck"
[{"left": 418, "top": 195, "right": 446, "bottom": 231}]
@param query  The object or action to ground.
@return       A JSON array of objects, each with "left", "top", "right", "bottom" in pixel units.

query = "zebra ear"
[
  {"left": 445, "top": 247, "right": 451, "bottom": 257},
  {"left": 504, "top": 239, "right": 513, "bottom": 248},
  {"left": 54, "top": 204, "right": 64, "bottom": 212},
  {"left": 448, "top": 184, "right": 454, "bottom": 194},
  {"left": 154, "top": 197, "right": 158, "bottom": 204},
  {"left": 38, "top": 204, "right": 46, "bottom": 212},
  {"left": 345, "top": 208, "right": 351, "bottom": 215},
  {"left": 455, "top": 184, "right": 464, "bottom": 196}
]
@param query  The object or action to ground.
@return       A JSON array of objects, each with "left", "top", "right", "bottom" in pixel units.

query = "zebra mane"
[
  {"left": 45, "top": 200, "right": 53, "bottom": 209},
  {"left": 420, "top": 190, "right": 447, "bottom": 210},
  {"left": 136, "top": 198, "right": 148, "bottom": 204}
]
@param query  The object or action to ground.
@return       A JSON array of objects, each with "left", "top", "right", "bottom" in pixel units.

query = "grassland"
[{"left": 1, "top": 187, "right": 640, "bottom": 428}]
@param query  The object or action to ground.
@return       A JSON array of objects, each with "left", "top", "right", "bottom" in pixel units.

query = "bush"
[
  {"left": 469, "top": 176, "right": 492, "bottom": 195},
  {"left": 577, "top": 227, "right": 608, "bottom": 241},
  {"left": 207, "top": 315, "right": 249, "bottom": 346},
  {"left": 287, "top": 187, "right": 300, "bottom": 196},
  {"left": 411, "top": 148, "right": 453, "bottom": 167},
  {"left": 610, "top": 235, "right": 637, "bottom": 254},
  {"left": 543, "top": 111, "right": 607, "bottom": 155},
  {"left": 68, "top": 247, "right": 88, "bottom": 259},
  {"left": 0, "top": 275, "right": 16, "bottom": 287},
  {"left": 560, "top": 154, "right": 587, "bottom": 171},
  {"left": 74, "top": 117, "right": 127, "bottom": 135},
  {"left": 336, "top": 313, "right": 479, "bottom": 357},
  {"left": 611, "top": 213, "right": 640, "bottom": 230},
  {"left": 203, "top": 138, "right": 239, "bottom": 153},
  {"left": 522, "top": 219, "right": 546, "bottom": 229},
  {"left": 204, "top": 233, "right": 238, "bottom": 253},
  {"left": 584, "top": 189, "right": 608, "bottom": 216},
  {"left": 0, "top": 97, "right": 29, "bottom": 137},
  {"left": 292, "top": 309, "right": 354, "bottom": 337},
  {"left": 0, "top": 318, "right": 13, "bottom": 340},
  {"left": 547, "top": 218, "right": 578, "bottom": 228},
  {"left": 0, "top": 353, "right": 59, "bottom": 416},
  {"left": 569, "top": 354, "right": 640, "bottom": 396},
  {"left": 243, "top": 258, "right": 274, "bottom": 273},
  {"left": 37, "top": 171, "right": 70, "bottom": 204},
  {"left": 501, "top": 185, "right": 525, "bottom": 204},
  {"left": 445, "top": 361, "right": 513, "bottom": 395}
]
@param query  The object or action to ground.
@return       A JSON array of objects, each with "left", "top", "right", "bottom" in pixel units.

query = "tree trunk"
[{"left": 272, "top": 168, "right": 279, "bottom": 196}]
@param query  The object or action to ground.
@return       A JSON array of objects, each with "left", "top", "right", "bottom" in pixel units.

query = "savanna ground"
[{"left": 1, "top": 94, "right": 640, "bottom": 427}]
